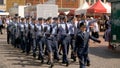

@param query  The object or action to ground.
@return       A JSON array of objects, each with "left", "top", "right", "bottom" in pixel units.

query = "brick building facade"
[
  {"left": 25, "top": 0, "right": 48, "bottom": 5},
  {"left": 6, "top": 0, "right": 25, "bottom": 11},
  {"left": 25, "top": 0, "right": 81, "bottom": 8},
  {"left": 5, "top": 0, "right": 108, "bottom": 12}
]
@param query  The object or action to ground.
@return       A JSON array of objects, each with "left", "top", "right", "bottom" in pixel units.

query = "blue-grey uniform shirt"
[
  {"left": 0, "top": 19, "right": 2, "bottom": 25},
  {"left": 36, "top": 23, "right": 43, "bottom": 36},
  {"left": 67, "top": 22, "right": 76, "bottom": 35},
  {"left": 42, "top": 23, "right": 49, "bottom": 36},
  {"left": 19, "top": 22, "right": 25, "bottom": 32},
  {"left": 58, "top": 22, "right": 68, "bottom": 35},
  {"left": 51, "top": 22, "right": 58, "bottom": 35},
  {"left": 13, "top": 22, "right": 20, "bottom": 39},
  {"left": 30, "top": 23, "right": 37, "bottom": 38},
  {"left": 44, "top": 23, "right": 51, "bottom": 35},
  {"left": 24, "top": 23, "right": 29, "bottom": 36}
]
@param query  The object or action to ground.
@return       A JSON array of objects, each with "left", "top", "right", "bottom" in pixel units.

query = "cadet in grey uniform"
[
  {"left": 24, "top": 17, "right": 32, "bottom": 55},
  {"left": 30, "top": 18, "right": 38, "bottom": 58},
  {"left": 12, "top": 17, "right": 20, "bottom": 48},
  {"left": 41, "top": 19, "right": 48, "bottom": 56},
  {"left": 7, "top": 18, "right": 13, "bottom": 44},
  {"left": 36, "top": 17, "right": 44, "bottom": 63},
  {"left": 74, "top": 22, "right": 101, "bottom": 68},
  {"left": 58, "top": 16, "right": 69, "bottom": 66},
  {"left": 51, "top": 17, "right": 59, "bottom": 61},
  {"left": 44, "top": 17, "right": 54, "bottom": 68},
  {"left": 23, "top": 17, "right": 30, "bottom": 54},
  {"left": 19, "top": 18, "right": 26, "bottom": 53},
  {"left": 67, "top": 16, "right": 77, "bottom": 61}
]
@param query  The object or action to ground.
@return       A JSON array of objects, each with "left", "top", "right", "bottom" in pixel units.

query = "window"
[{"left": 0, "top": 0, "right": 4, "bottom": 5}]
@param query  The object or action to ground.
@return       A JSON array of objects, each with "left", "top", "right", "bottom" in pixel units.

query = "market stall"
[{"left": 75, "top": 1, "right": 90, "bottom": 15}]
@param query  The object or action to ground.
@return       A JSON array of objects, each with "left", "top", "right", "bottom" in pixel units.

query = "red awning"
[{"left": 87, "top": 0, "right": 107, "bottom": 13}]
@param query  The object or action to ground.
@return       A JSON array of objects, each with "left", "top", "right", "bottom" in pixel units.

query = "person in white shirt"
[{"left": 91, "top": 20, "right": 99, "bottom": 39}]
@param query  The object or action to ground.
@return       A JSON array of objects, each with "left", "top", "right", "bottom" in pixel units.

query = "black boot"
[
  {"left": 38, "top": 56, "right": 41, "bottom": 60},
  {"left": 66, "top": 62, "right": 69, "bottom": 67},
  {"left": 49, "top": 62, "right": 54, "bottom": 68},
  {"left": 21, "top": 50, "right": 25, "bottom": 53},
  {"left": 41, "top": 59, "right": 44, "bottom": 64},
  {"left": 33, "top": 53, "right": 36, "bottom": 58},
  {"left": 86, "top": 62, "right": 90, "bottom": 67},
  {"left": 47, "top": 60, "right": 50, "bottom": 65}
]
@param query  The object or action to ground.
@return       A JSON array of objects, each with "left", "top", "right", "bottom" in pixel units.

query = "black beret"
[
  {"left": 53, "top": 17, "right": 58, "bottom": 20},
  {"left": 70, "top": 16, "right": 75, "bottom": 20},
  {"left": 79, "top": 22, "right": 86, "bottom": 28},
  {"left": 38, "top": 17, "right": 43, "bottom": 21},
  {"left": 47, "top": 17, "right": 52, "bottom": 20},
  {"left": 26, "top": 17, "right": 29, "bottom": 20},
  {"left": 21, "top": 18, "right": 24, "bottom": 21},
  {"left": 75, "top": 15, "right": 80, "bottom": 18},
  {"left": 60, "top": 16, "right": 67, "bottom": 20},
  {"left": 32, "top": 18, "right": 36, "bottom": 20},
  {"left": 14, "top": 17, "right": 18, "bottom": 19},
  {"left": 80, "top": 14, "right": 85, "bottom": 18}
]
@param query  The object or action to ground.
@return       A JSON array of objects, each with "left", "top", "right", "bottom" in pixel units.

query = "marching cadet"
[
  {"left": 25, "top": 17, "right": 32, "bottom": 55},
  {"left": 74, "top": 22, "right": 101, "bottom": 68},
  {"left": 36, "top": 17, "right": 44, "bottom": 63},
  {"left": 41, "top": 19, "right": 48, "bottom": 56},
  {"left": 64, "top": 16, "right": 70, "bottom": 55},
  {"left": 19, "top": 18, "right": 26, "bottom": 53},
  {"left": 23, "top": 17, "right": 30, "bottom": 55},
  {"left": 24, "top": 17, "right": 29, "bottom": 54},
  {"left": 30, "top": 18, "right": 38, "bottom": 58},
  {"left": 67, "top": 16, "right": 78, "bottom": 61},
  {"left": 6, "top": 17, "right": 13, "bottom": 44},
  {"left": 58, "top": 16, "right": 69, "bottom": 66},
  {"left": 12, "top": 17, "right": 20, "bottom": 48},
  {"left": 24, "top": 17, "right": 31, "bottom": 55},
  {"left": 10, "top": 17, "right": 16, "bottom": 46},
  {"left": 44, "top": 17, "right": 54, "bottom": 68},
  {"left": 51, "top": 17, "right": 59, "bottom": 61}
]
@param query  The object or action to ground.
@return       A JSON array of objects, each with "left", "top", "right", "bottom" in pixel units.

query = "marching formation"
[{"left": 6, "top": 14, "right": 101, "bottom": 68}]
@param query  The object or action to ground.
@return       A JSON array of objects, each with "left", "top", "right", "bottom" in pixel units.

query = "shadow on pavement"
[
  {"left": 1, "top": 43, "right": 80, "bottom": 68},
  {"left": 89, "top": 46, "right": 120, "bottom": 58}
]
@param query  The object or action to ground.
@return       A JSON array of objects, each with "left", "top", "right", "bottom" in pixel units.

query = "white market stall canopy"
[
  {"left": 103, "top": 2, "right": 111, "bottom": 13},
  {"left": 75, "top": 1, "right": 90, "bottom": 15}
]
